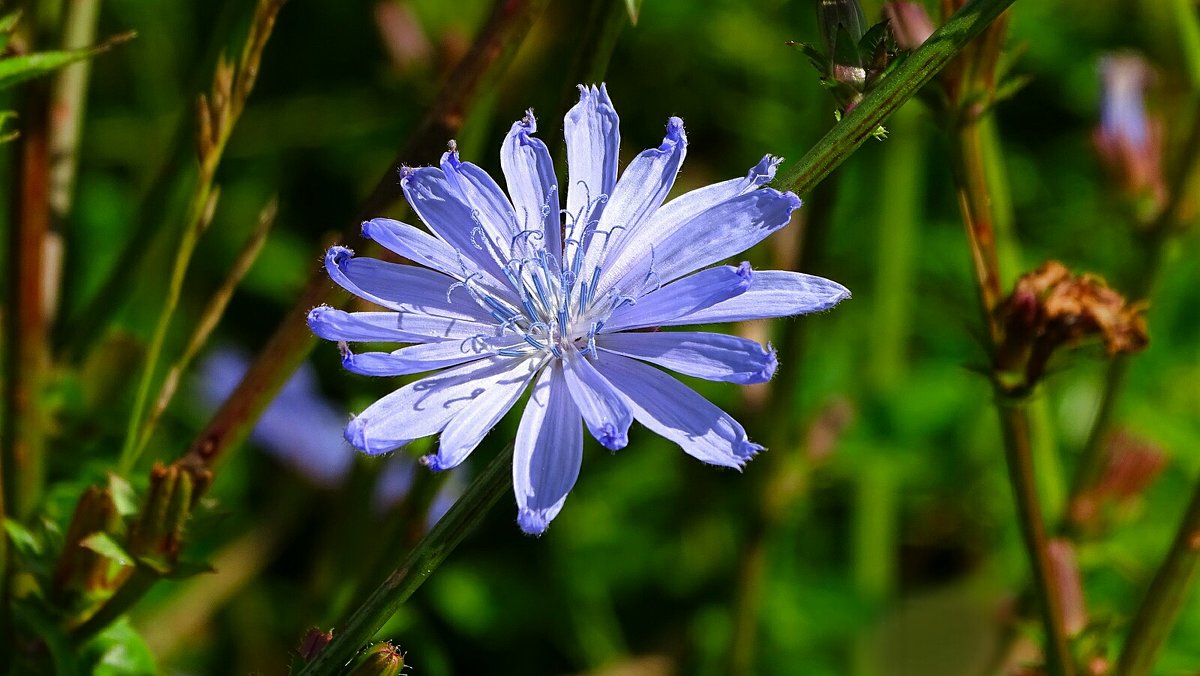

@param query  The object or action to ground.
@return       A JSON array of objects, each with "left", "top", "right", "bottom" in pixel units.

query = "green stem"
[
  {"left": 774, "top": 0, "right": 1019, "bottom": 197},
  {"left": 996, "top": 399, "right": 1075, "bottom": 676},
  {"left": 1115, "top": 480, "right": 1200, "bottom": 675},
  {"left": 296, "top": 444, "right": 515, "bottom": 676}
]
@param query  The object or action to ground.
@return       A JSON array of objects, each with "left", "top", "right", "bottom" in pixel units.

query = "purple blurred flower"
[
  {"left": 309, "top": 84, "right": 850, "bottom": 535},
  {"left": 198, "top": 348, "right": 352, "bottom": 486},
  {"left": 1094, "top": 53, "right": 1164, "bottom": 206}
]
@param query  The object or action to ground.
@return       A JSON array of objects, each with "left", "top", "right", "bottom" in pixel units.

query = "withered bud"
[
  {"left": 883, "top": 2, "right": 934, "bottom": 50},
  {"left": 995, "top": 261, "right": 1148, "bottom": 393},
  {"left": 1069, "top": 430, "right": 1166, "bottom": 530},
  {"left": 1048, "top": 538, "right": 1087, "bottom": 637},
  {"left": 127, "top": 463, "right": 203, "bottom": 568},
  {"left": 53, "top": 485, "right": 125, "bottom": 602},
  {"left": 297, "top": 627, "right": 334, "bottom": 661},
  {"left": 347, "top": 642, "right": 407, "bottom": 676}
]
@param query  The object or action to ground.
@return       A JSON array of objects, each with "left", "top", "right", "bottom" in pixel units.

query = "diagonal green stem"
[
  {"left": 296, "top": 444, "right": 515, "bottom": 676},
  {"left": 1116, "top": 480, "right": 1200, "bottom": 674},
  {"left": 774, "top": 0, "right": 1018, "bottom": 197}
]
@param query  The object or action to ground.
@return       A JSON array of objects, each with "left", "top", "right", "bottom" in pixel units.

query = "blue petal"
[
  {"left": 308, "top": 306, "right": 503, "bottom": 344},
  {"left": 597, "top": 331, "right": 777, "bottom": 384},
  {"left": 595, "top": 155, "right": 781, "bottom": 295},
  {"left": 345, "top": 356, "right": 537, "bottom": 455},
  {"left": 562, "top": 349, "right": 632, "bottom": 450},
  {"left": 594, "top": 353, "right": 762, "bottom": 468},
  {"left": 659, "top": 270, "right": 851, "bottom": 325},
  {"left": 514, "top": 362, "right": 583, "bottom": 535},
  {"left": 603, "top": 263, "right": 753, "bottom": 332},
  {"left": 440, "top": 150, "right": 526, "bottom": 260},
  {"left": 603, "top": 189, "right": 801, "bottom": 295},
  {"left": 400, "top": 166, "right": 514, "bottom": 291},
  {"left": 341, "top": 336, "right": 525, "bottom": 376},
  {"left": 324, "top": 246, "right": 491, "bottom": 322},
  {"left": 581, "top": 116, "right": 687, "bottom": 278},
  {"left": 500, "top": 111, "right": 561, "bottom": 257},
  {"left": 563, "top": 84, "right": 620, "bottom": 257},
  {"left": 421, "top": 357, "right": 542, "bottom": 471},
  {"left": 360, "top": 218, "right": 467, "bottom": 279}
]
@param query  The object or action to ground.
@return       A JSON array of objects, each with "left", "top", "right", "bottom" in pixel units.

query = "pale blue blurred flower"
[
  {"left": 198, "top": 348, "right": 352, "bottom": 486},
  {"left": 309, "top": 84, "right": 850, "bottom": 534}
]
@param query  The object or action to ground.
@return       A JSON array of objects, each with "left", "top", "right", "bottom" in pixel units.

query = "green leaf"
[
  {"left": 5, "top": 517, "right": 43, "bottom": 559},
  {"left": 1, "top": 112, "right": 18, "bottom": 142},
  {"left": 107, "top": 474, "right": 139, "bottom": 518},
  {"left": 82, "top": 618, "right": 158, "bottom": 676},
  {"left": 0, "top": 31, "right": 134, "bottom": 90},
  {"left": 0, "top": 10, "right": 21, "bottom": 53},
  {"left": 623, "top": 0, "right": 642, "bottom": 26},
  {"left": 80, "top": 533, "right": 134, "bottom": 568}
]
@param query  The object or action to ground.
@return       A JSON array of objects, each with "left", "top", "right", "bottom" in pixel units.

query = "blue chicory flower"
[{"left": 309, "top": 84, "right": 850, "bottom": 535}]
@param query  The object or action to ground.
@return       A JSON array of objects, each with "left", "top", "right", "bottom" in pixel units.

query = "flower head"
[{"left": 310, "top": 84, "right": 850, "bottom": 535}]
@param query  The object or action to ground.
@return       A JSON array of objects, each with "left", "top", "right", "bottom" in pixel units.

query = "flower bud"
[
  {"left": 818, "top": 0, "right": 867, "bottom": 57},
  {"left": 347, "top": 642, "right": 406, "bottom": 676},
  {"left": 1093, "top": 53, "right": 1165, "bottom": 214},
  {"left": 127, "top": 463, "right": 209, "bottom": 570},
  {"left": 296, "top": 627, "right": 334, "bottom": 662},
  {"left": 53, "top": 485, "right": 125, "bottom": 603}
]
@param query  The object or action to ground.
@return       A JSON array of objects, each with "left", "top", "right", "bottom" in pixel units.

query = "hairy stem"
[{"left": 295, "top": 444, "right": 514, "bottom": 676}]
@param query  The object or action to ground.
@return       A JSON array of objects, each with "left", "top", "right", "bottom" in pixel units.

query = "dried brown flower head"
[{"left": 995, "top": 261, "right": 1148, "bottom": 393}]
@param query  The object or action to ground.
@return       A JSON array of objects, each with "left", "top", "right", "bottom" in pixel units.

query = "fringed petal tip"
[
  {"left": 440, "top": 148, "right": 462, "bottom": 169},
  {"left": 344, "top": 415, "right": 406, "bottom": 456},
  {"left": 420, "top": 453, "right": 451, "bottom": 472},
  {"left": 596, "top": 423, "right": 628, "bottom": 451},
  {"left": 661, "top": 116, "right": 686, "bottom": 148},
  {"left": 397, "top": 165, "right": 416, "bottom": 181},
  {"left": 748, "top": 155, "right": 785, "bottom": 185},
  {"left": 344, "top": 415, "right": 371, "bottom": 453},
  {"left": 325, "top": 245, "right": 354, "bottom": 270},
  {"left": 517, "top": 508, "right": 550, "bottom": 536},
  {"left": 736, "top": 440, "right": 765, "bottom": 463},
  {"left": 758, "top": 344, "right": 779, "bottom": 383},
  {"left": 734, "top": 261, "right": 754, "bottom": 289},
  {"left": 575, "top": 82, "right": 613, "bottom": 108},
  {"left": 306, "top": 305, "right": 333, "bottom": 337}
]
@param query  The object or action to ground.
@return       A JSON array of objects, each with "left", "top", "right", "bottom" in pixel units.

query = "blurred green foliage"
[{"left": 2, "top": 0, "right": 1199, "bottom": 674}]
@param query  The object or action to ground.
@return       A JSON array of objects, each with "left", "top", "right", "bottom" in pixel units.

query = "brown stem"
[
  {"left": 950, "top": 118, "right": 1004, "bottom": 343},
  {"left": 4, "top": 79, "right": 52, "bottom": 522},
  {"left": 997, "top": 399, "right": 1076, "bottom": 676}
]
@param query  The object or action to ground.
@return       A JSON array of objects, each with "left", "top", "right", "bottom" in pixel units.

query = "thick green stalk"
[
  {"left": 1116, "top": 481, "right": 1200, "bottom": 674},
  {"left": 774, "top": 0, "right": 1019, "bottom": 197},
  {"left": 296, "top": 444, "right": 515, "bottom": 676}
]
